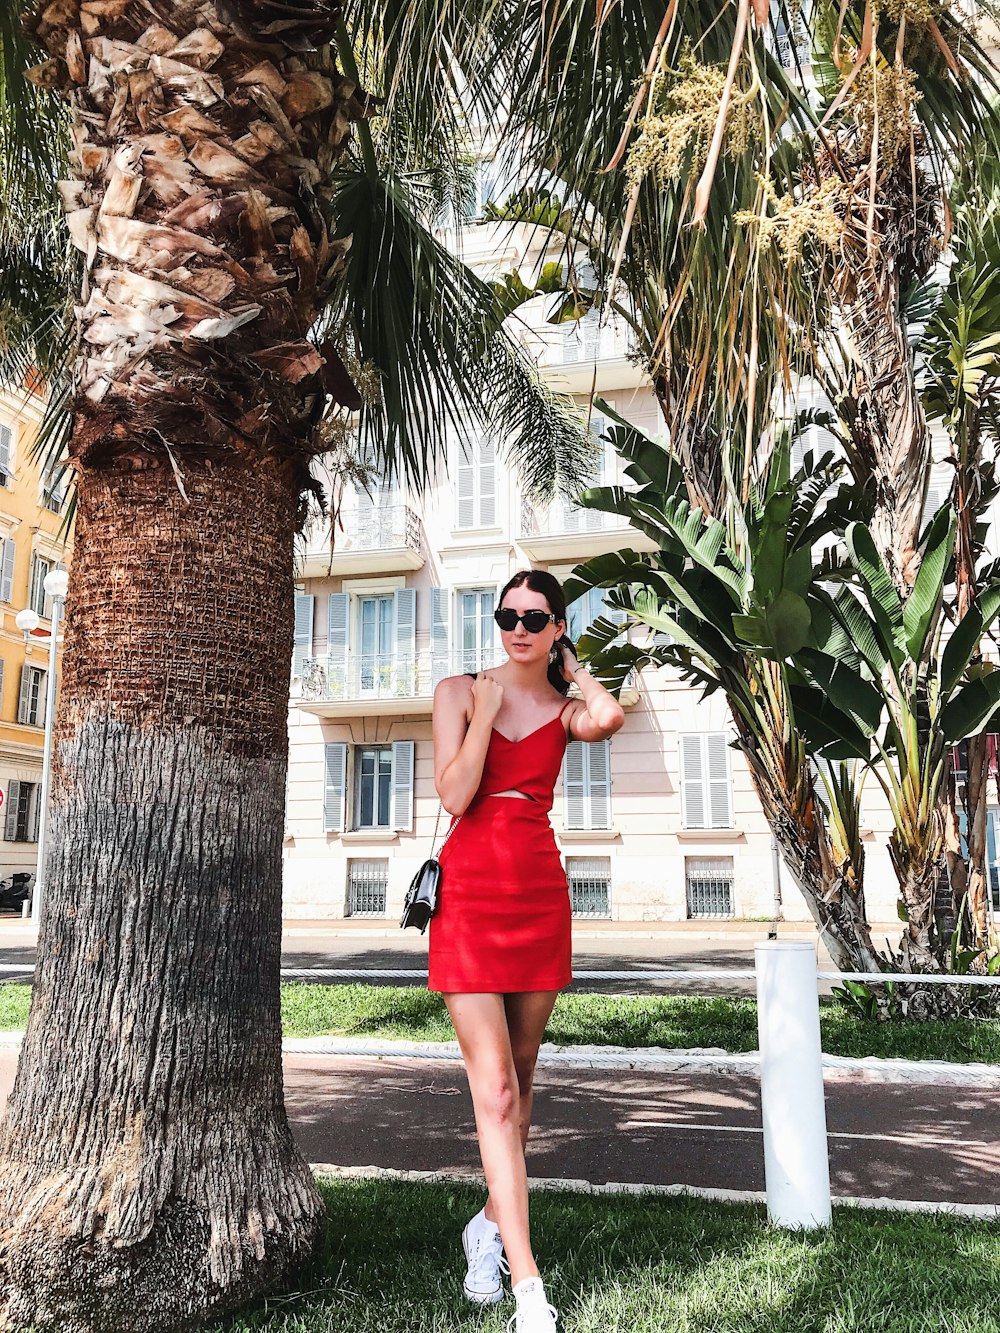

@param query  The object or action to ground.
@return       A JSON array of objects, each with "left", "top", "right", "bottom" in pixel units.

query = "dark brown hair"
[{"left": 498, "top": 568, "right": 575, "bottom": 696}]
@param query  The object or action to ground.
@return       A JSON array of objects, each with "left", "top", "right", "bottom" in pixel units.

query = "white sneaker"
[
  {"left": 461, "top": 1212, "right": 509, "bottom": 1304},
  {"left": 507, "top": 1277, "right": 558, "bottom": 1332}
]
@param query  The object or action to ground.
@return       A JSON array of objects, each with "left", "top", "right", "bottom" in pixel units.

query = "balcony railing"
[
  {"left": 298, "top": 649, "right": 639, "bottom": 709},
  {"left": 320, "top": 503, "right": 420, "bottom": 555},
  {"left": 521, "top": 495, "right": 622, "bottom": 538},
  {"left": 299, "top": 647, "right": 507, "bottom": 705}
]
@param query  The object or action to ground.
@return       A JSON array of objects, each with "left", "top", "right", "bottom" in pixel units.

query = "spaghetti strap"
[{"left": 559, "top": 697, "right": 576, "bottom": 724}]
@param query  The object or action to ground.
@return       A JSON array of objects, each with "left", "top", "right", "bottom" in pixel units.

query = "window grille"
[
  {"left": 685, "top": 857, "right": 735, "bottom": 919},
  {"left": 347, "top": 859, "right": 388, "bottom": 917},
  {"left": 567, "top": 857, "right": 611, "bottom": 918}
]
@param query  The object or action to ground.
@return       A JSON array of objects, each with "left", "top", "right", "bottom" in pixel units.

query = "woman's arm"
[
  {"left": 558, "top": 643, "right": 626, "bottom": 742},
  {"left": 432, "top": 673, "right": 504, "bottom": 815}
]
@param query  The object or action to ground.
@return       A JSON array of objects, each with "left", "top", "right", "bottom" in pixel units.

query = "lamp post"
[{"left": 15, "top": 567, "right": 69, "bottom": 923}]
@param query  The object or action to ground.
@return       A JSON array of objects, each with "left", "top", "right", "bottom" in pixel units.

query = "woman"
[{"left": 430, "top": 569, "right": 625, "bottom": 1333}]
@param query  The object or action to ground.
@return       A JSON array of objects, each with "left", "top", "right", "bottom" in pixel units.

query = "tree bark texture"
[
  {"left": 732, "top": 664, "right": 884, "bottom": 975},
  {"left": 0, "top": 462, "right": 319, "bottom": 1332},
  {"left": 0, "top": 3, "right": 364, "bottom": 1328}
]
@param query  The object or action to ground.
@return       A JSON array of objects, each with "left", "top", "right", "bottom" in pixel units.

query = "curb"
[
  {"left": 308, "top": 1163, "right": 1000, "bottom": 1220},
  {"left": 3, "top": 1030, "right": 993, "bottom": 1088}
]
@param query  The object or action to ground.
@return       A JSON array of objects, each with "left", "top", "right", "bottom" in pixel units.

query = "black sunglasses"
[{"left": 494, "top": 608, "right": 557, "bottom": 634}]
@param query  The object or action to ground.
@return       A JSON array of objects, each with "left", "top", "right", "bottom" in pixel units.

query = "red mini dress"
[{"left": 427, "top": 702, "right": 574, "bottom": 994}]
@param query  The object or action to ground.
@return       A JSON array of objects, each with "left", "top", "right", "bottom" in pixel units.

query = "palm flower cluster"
[
  {"left": 738, "top": 176, "right": 848, "bottom": 265},
  {"left": 844, "top": 61, "right": 922, "bottom": 159},
  {"left": 626, "top": 50, "right": 758, "bottom": 189}
]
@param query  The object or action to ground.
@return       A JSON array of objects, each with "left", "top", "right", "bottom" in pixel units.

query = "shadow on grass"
[{"left": 210, "top": 1178, "right": 998, "bottom": 1333}]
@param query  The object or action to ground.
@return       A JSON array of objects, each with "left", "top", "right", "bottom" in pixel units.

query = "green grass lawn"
[
  {"left": 3, "top": 981, "right": 1000, "bottom": 1063},
  {"left": 208, "top": 1176, "right": 1000, "bottom": 1332}
]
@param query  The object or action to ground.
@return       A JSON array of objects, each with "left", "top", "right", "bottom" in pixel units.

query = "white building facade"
[{"left": 280, "top": 211, "right": 975, "bottom": 930}]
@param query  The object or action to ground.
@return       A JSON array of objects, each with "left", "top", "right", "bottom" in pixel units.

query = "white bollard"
[{"left": 755, "top": 940, "right": 832, "bottom": 1229}]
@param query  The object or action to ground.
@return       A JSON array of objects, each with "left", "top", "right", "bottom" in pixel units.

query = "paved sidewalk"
[{"left": 1, "top": 1049, "right": 995, "bottom": 1208}]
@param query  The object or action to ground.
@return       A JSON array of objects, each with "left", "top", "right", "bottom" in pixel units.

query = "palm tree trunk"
[
  {"left": 838, "top": 260, "right": 930, "bottom": 597},
  {"left": 0, "top": 3, "right": 361, "bottom": 1327},
  {"left": 0, "top": 461, "right": 319, "bottom": 1332},
  {"left": 731, "top": 662, "right": 884, "bottom": 974}
]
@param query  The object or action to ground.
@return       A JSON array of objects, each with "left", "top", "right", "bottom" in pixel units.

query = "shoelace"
[
  {"left": 505, "top": 1297, "right": 558, "bottom": 1332},
  {"left": 469, "top": 1231, "right": 509, "bottom": 1285}
]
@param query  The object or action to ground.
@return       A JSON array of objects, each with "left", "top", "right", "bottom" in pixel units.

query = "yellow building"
[{"left": 0, "top": 382, "right": 71, "bottom": 877}]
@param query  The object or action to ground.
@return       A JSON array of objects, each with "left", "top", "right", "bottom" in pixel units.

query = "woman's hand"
[
  {"left": 555, "top": 638, "right": 581, "bottom": 684},
  {"left": 470, "top": 671, "right": 504, "bottom": 724}
]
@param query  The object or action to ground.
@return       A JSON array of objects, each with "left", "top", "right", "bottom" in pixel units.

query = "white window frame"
[
  {"left": 353, "top": 743, "right": 395, "bottom": 831},
  {"left": 679, "top": 732, "right": 734, "bottom": 830},
  {"left": 455, "top": 585, "right": 498, "bottom": 673},
  {"left": 18, "top": 664, "right": 47, "bottom": 728},
  {"left": 455, "top": 435, "right": 497, "bottom": 531},
  {"left": 28, "top": 552, "right": 54, "bottom": 620}
]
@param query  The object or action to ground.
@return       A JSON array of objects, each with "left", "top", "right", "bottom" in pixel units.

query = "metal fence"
[
  {"left": 346, "top": 860, "right": 388, "bottom": 917},
  {"left": 685, "top": 858, "right": 734, "bottom": 919},
  {"left": 568, "top": 858, "right": 612, "bottom": 917}
]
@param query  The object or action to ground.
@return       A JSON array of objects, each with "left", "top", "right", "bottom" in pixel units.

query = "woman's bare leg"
[
  {"left": 482, "top": 991, "right": 558, "bottom": 1227},
  {"left": 444, "top": 991, "right": 544, "bottom": 1286}
]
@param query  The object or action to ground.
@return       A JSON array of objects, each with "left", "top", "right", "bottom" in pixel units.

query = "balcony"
[
  {"left": 293, "top": 648, "right": 639, "bottom": 717},
  {"left": 519, "top": 496, "right": 659, "bottom": 563},
  {"left": 298, "top": 504, "right": 424, "bottom": 578}
]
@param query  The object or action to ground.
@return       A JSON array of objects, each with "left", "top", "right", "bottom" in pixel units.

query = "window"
[
  {"left": 563, "top": 739, "right": 611, "bottom": 830},
  {"left": 42, "top": 463, "right": 68, "bottom": 513},
  {"left": 458, "top": 588, "right": 496, "bottom": 673},
  {"left": 28, "top": 554, "right": 54, "bottom": 619},
  {"left": 4, "top": 780, "right": 38, "bottom": 843},
  {"left": 358, "top": 595, "right": 395, "bottom": 693},
  {"left": 346, "top": 859, "right": 388, "bottom": 916},
  {"left": 0, "top": 539, "right": 13, "bottom": 603},
  {"left": 456, "top": 436, "right": 496, "bottom": 529},
  {"left": 17, "top": 665, "right": 46, "bottom": 727},
  {"left": 561, "top": 413, "right": 608, "bottom": 531},
  {"left": 0, "top": 423, "right": 12, "bottom": 487},
  {"left": 460, "top": 157, "right": 501, "bottom": 221},
  {"left": 355, "top": 745, "right": 394, "bottom": 829},
  {"left": 686, "top": 857, "right": 735, "bottom": 919},
  {"left": 323, "top": 740, "right": 414, "bottom": 834},
  {"left": 566, "top": 586, "right": 625, "bottom": 645},
  {"left": 562, "top": 311, "right": 600, "bottom": 365},
  {"left": 567, "top": 857, "right": 611, "bottom": 917},
  {"left": 679, "top": 733, "right": 733, "bottom": 829}
]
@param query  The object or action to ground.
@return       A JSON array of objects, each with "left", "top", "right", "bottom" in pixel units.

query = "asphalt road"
[
  {"left": 0, "top": 1050, "right": 995, "bottom": 1205},
  {"left": 1, "top": 920, "right": 860, "bottom": 994}
]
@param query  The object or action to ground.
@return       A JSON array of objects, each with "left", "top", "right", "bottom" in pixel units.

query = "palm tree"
[
  {"left": 0, "top": 3, "right": 590, "bottom": 1328},
  {"left": 490, "top": 0, "right": 1000, "bottom": 968}
]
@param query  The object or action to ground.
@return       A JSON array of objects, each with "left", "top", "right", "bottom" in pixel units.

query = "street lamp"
[{"left": 16, "top": 567, "right": 69, "bottom": 923}]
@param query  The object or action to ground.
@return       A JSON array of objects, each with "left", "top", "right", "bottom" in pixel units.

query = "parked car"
[{"left": 0, "top": 872, "right": 33, "bottom": 913}]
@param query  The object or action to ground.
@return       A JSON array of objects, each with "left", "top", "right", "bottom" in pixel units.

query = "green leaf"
[
  {"left": 940, "top": 669, "right": 1000, "bottom": 741},
  {"left": 941, "top": 583, "right": 1000, "bottom": 696},
  {"left": 846, "top": 523, "right": 907, "bottom": 668},
  {"left": 903, "top": 505, "right": 955, "bottom": 661},
  {"left": 796, "top": 648, "right": 883, "bottom": 736}
]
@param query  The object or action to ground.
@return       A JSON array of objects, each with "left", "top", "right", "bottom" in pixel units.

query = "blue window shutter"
[
  {"left": 431, "top": 587, "right": 450, "bottom": 687},
  {"left": 292, "top": 593, "right": 314, "bottom": 678},
  {"left": 323, "top": 743, "right": 347, "bottom": 833},
  {"left": 587, "top": 740, "right": 612, "bottom": 830},
  {"left": 392, "top": 740, "right": 415, "bottom": 832},
  {"left": 563, "top": 741, "right": 587, "bottom": 830},
  {"left": 394, "top": 588, "right": 416, "bottom": 695},
  {"left": 326, "top": 592, "right": 349, "bottom": 697},
  {"left": 0, "top": 539, "right": 15, "bottom": 604}
]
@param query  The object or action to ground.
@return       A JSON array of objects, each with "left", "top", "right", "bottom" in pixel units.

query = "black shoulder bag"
[{"left": 400, "top": 803, "right": 461, "bottom": 933}]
